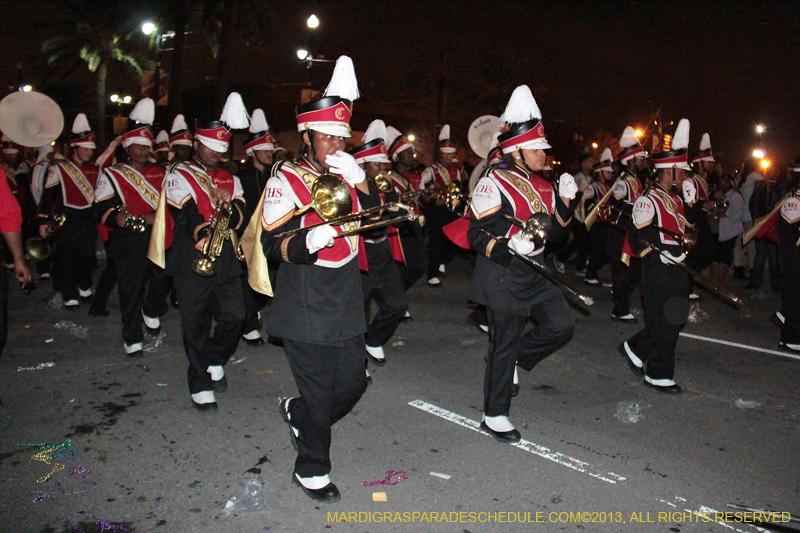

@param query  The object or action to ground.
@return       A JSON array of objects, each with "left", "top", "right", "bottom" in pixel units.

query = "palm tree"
[{"left": 41, "top": 0, "right": 152, "bottom": 145}]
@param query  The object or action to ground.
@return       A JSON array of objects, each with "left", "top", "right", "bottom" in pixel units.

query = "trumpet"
[
  {"left": 192, "top": 201, "right": 233, "bottom": 277},
  {"left": 26, "top": 213, "right": 66, "bottom": 261},
  {"left": 708, "top": 199, "right": 729, "bottom": 220},
  {"left": 373, "top": 173, "right": 394, "bottom": 193},
  {"left": 273, "top": 173, "right": 416, "bottom": 239},
  {"left": 122, "top": 208, "right": 147, "bottom": 233}
]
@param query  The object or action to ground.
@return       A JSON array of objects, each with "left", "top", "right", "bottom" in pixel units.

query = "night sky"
[{"left": 2, "top": 0, "right": 799, "bottom": 168}]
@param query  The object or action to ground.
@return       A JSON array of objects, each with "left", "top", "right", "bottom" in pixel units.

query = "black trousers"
[
  {"left": 0, "top": 269, "right": 7, "bottom": 357},
  {"left": 425, "top": 206, "right": 454, "bottom": 279},
  {"left": 362, "top": 242, "right": 408, "bottom": 347},
  {"left": 52, "top": 222, "right": 96, "bottom": 300},
  {"left": 109, "top": 230, "right": 170, "bottom": 346},
  {"left": 90, "top": 240, "right": 117, "bottom": 312},
  {"left": 607, "top": 230, "right": 640, "bottom": 316},
  {"left": 781, "top": 270, "right": 800, "bottom": 345},
  {"left": 626, "top": 258, "right": 690, "bottom": 380},
  {"left": 484, "top": 287, "right": 574, "bottom": 418},
  {"left": 174, "top": 272, "right": 244, "bottom": 394},
  {"left": 284, "top": 337, "right": 367, "bottom": 478},
  {"left": 397, "top": 221, "right": 425, "bottom": 291},
  {"left": 556, "top": 221, "right": 589, "bottom": 266},
  {"left": 586, "top": 223, "right": 611, "bottom": 279},
  {"left": 242, "top": 276, "right": 272, "bottom": 335}
]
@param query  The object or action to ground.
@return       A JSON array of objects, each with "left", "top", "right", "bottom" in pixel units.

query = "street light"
[
  {"left": 142, "top": 22, "right": 156, "bottom": 35},
  {"left": 756, "top": 124, "right": 765, "bottom": 134},
  {"left": 297, "top": 49, "right": 309, "bottom": 60},
  {"left": 753, "top": 149, "right": 764, "bottom": 159},
  {"left": 591, "top": 142, "right": 598, "bottom": 149},
  {"left": 110, "top": 94, "right": 119, "bottom": 102},
  {"left": 761, "top": 160, "right": 770, "bottom": 169},
  {"left": 407, "top": 134, "right": 416, "bottom": 142},
  {"left": 307, "top": 14, "right": 319, "bottom": 29},
  {"left": 635, "top": 129, "right": 643, "bottom": 137}
]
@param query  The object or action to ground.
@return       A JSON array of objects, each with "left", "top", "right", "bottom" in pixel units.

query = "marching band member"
[
  {"left": 39, "top": 114, "right": 99, "bottom": 308},
  {"left": 258, "top": 56, "right": 379, "bottom": 502},
  {"left": 149, "top": 93, "right": 250, "bottom": 411},
  {"left": 153, "top": 130, "right": 172, "bottom": 168},
  {"left": 777, "top": 160, "right": 800, "bottom": 352},
  {"left": 608, "top": 126, "right": 647, "bottom": 323},
  {"left": 94, "top": 98, "right": 169, "bottom": 357},
  {"left": 239, "top": 108, "right": 275, "bottom": 345},
  {"left": 619, "top": 119, "right": 697, "bottom": 394},
  {"left": 349, "top": 119, "right": 409, "bottom": 367},
  {"left": 420, "top": 125, "right": 461, "bottom": 286},
  {"left": 168, "top": 114, "right": 193, "bottom": 163},
  {"left": 685, "top": 133, "right": 716, "bottom": 297},
  {"left": 386, "top": 126, "right": 425, "bottom": 295},
  {"left": 467, "top": 85, "right": 576, "bottom": 443},
  {"left": 583, "top": 148, "right": 614, "bottom": 285}
]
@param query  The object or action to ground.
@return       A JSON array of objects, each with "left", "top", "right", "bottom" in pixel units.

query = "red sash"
[
  {"left": 175, "top": 162, "right": 235, "bottom": 221},
  {"left": 58, "top": 161, "right": 99, "bottom": 209},
  {"left": 105, "top": 163, "right": 164, "bottom": 216},
  {"left": 494, "top": 169, "right": 553, "bottom": 238}
]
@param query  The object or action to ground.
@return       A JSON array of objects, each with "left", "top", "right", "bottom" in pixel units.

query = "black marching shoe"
[
  {"left": 292, "top": 475, "right": 340, "bottom": 503},
  {"left": 211, "top": 376, "right": 228, "bottom": 393},
  {"left": 480, "top": 421, "right": 521, "bottom": 444},
  {"left": 279, "top": 397, "right": 300, "bottom": 452},
  {"left": 618, "top": 342, "right": 644, "bottom": 377},
  {"left": 193, "top": 401, "right": 218, "bottom": 413},
  {"left": 243, "top": 336, "right": 265, "bottom": 346},
  {"left": 644, "top": 379, "right": 682, "bottom": 395}
]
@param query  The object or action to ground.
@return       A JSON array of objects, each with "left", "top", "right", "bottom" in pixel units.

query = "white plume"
[
  {"left": 155, "top": 130, "right": 169, "bottom": 144},
  {"left": 219, "top": 92, "right": 250, "bottom": 129},
  {"left": 171, "top": 114, "right": 188, "bottom": 133},
  {"left": 323, "top": 55, "right": 360, "bottom": 101},
  {"left": 128, "top": 98, "right": 155, "bottom": 125},
  {"left": 619, "top": 126, "right": 639, "bottom": 148},
  {"left": 72, "top": 113, "right": 91, "bottom": 134},
  {"left": 249, "top": 108, "right": 269, "bottom": 133},
  {"left": 499, "top": 85, "right": 542, "bottom": 125},
  {"left": 672, "top": 118, "right": 690, "bottom": 150},
  {"left": 439, "top": 124, "right": 451, "bottom": 142},
  {"left": 362, "top": 119, "right": 388, "bottom": 143},
  {"left": 384, "top": 125, "right": 403, "bottom": 147},
  {"left": 699, "top": 133, "right": 711, "bottom": 151},
  {"left": 600, "top": 148, "right": 613, "bottom": 163}
]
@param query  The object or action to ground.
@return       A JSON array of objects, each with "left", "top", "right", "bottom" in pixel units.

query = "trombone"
[
  {"left": 638, "top": 237, "right": 743, "bottom": 307},
  {"left": 482, "top": 211, "right": 595, "bottom": 308},
  {"left": 273, "top": 173, "right": 416, "bottom": 239},
  {"left": 26, "top": 213, "right": 66, "bottom": 261},
  {"left": 584, "top": 169, "right": 636, "bottom": 230}
]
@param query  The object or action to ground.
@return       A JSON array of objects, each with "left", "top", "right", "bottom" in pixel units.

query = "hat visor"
[
  {"left": 197, "top": 136, "right": 228, "bottom": 153},
  {"left": 503, "top": 140, "right": 551, "bottom": 154},
  {"left": 360, "top": 155, "right": 391, "bottom": 164},
  {"left": 123, "top": 137, "right": 152, "bottom": 148},
  {"left": 71, "top": 141, "right": 96, "bottom": 149}
]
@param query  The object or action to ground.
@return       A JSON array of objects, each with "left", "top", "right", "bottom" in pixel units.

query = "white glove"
[
  {"left": 325, "top": 150, "right": 365, "bottom": 187},
  {"left": 558, "top": 173, "right": 578, "bottom": 200},
  {"left": 306, "top": 224, "right": 337, "bottom": 254},
  {"left": 682, "top": 179, "right": 697, "bottom": 204},
  {"left": 508, "top": 232, "right": 536, "bottom": 256},
  {"left": 660, "top": 250, "right": 687, "bottom": 265}
]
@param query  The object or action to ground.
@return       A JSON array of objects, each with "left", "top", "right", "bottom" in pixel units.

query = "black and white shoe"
[
  {"left": 772, "top": 311, "right": 785, "bottom": 329},
  {"left": 192, "top": 391, "right": 218, "bottom": 412},
  {"left": 279, "top": 397, "right": 300, "bottom": 452},
  {"left": 779, "top": 341, "right": 800, "bottom": 353},
  {"left": 207, "top": 365, "right": 226, "bottom": 393},
  {"left": 480, "top": 415, "right": 521, "bottom": 444},
  {"left": 611, "top": 313, "right": 638, "bottom": 324},
  {"left": 366, "top": 345, "right": 386, "bottom": 366},
  {"left": 585, "top": 278, "right": 600, "bottom": 285},
  {"left": 142, "top": 311, "right": 161, "bottom": 336},
  {"left": 292, "top": 473, "right": 340, "bottom": 503},
  {"left": 242, "top": 329, "right": 265, "bottom": 345},
  {"left": 124, "top": 342, "right": 144, "bottom": 358},
  {"left": 618, "top": 342, "right": 644, "bottom": 377},
  {"left": 644, "top": 375, "right": 682, "bottom": 394}
]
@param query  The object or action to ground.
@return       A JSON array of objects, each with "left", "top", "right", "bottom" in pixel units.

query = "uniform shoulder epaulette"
[{"left": 167, "top": 160, "right": 188, "bottom": 174}]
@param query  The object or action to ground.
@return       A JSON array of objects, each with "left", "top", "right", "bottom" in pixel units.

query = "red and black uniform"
[
  {"left": 467, "top": 163, "right": 575, "bottom": 421},
  {"left": 420, "top": 163, "right": 460, "bottom": 282},
  {"left": 623, "top": 183, "right": 695, "bottom": 383},
  {"left": 391, "top": 167, "right": 425, "bottom": 289},
  {"left": 607, "top": 170, "right": 643, "bottom": 318},
  {"left": 95, "top": 162, "right": 170, "bottom": 351},
  {"left": 777, "top": 189, "right": 800, "bottom": 346},
  {"left": 164, "top": 158, "right": 248, "bottom": 395},
  {"left": 259, "top": 157, "right": 380, "bottom": 481},
  {"left": 361, "top": 176, "right": 408, "bottom": 351},
  {"left": 39, "top": 158, "right": 99, "bottom": 302},
  {"left": 685, "top": 171, "right": 715, "bottom": 273}
]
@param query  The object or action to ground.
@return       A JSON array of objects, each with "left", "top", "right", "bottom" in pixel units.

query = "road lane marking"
[
  {"left": 408, "top": 399, "right": 626, "bottom": 484},
  {"left": 680, "top": 333, "right": 800, "bottom": 361}
]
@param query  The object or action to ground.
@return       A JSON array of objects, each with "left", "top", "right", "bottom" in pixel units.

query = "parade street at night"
[{"left": 1, "top": 254, "right": 797, "bottom": 532}]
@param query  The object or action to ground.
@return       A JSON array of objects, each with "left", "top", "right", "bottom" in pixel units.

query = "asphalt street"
[{"left": 1, "top": 253, "right": 798, "bottom": 533}]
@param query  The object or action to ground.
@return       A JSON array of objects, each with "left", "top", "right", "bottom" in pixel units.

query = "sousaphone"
[
  {"left": 0, "top": 90, "right": 64, "bottom": 147},
  {"left": 468, "top": 115, "right": 502, "bottom": 159}
]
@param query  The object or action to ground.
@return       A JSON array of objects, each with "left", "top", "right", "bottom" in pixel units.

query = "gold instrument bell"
[{"left": 25, "top": 213, "right": 67, "bottom": 261}]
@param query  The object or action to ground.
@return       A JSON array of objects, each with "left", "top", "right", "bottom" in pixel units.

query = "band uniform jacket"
[
  {"left": 94, "top": 161, "right": 165, "bottom": 227},
  {"left": 39, "top": 159, "right": 100, "bottom": 231},
  {"left": 164, "top": 158, "right": 248, "bottom": 279},
  {"left": 259, "top": 158, "right": 381, "bottom": 344},
  {"left": 467, "top": 164, "right": 573, "bottom": 316}
]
